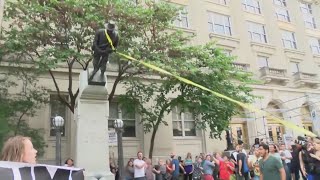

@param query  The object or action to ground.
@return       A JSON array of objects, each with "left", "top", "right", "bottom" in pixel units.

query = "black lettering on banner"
[
  {"left": 0, "top": 167, "right": 14, "bottom": 180},
  {"left": 34, "top": 166, "right": 52, "bottom": 180},
  {"left": 19, "top": 167, "right": 32, "bottom": 180},
  {"left": 52, "top": 169, "right": 70, "bottom": 180},
  {"left": 71, "top": 170, "right": 84, "bottom": 180}
]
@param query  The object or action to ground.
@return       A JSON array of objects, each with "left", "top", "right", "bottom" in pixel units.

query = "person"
[
  {"left": 258, "top": 144, "right": 286, "bottom": 180},
  {"left": 90, "top": 20, "right": 119, "bottom": 80},
  {"left": 212, "top": 153, "right": 221, "bottom": 180},
  {"left": 184, "top": 152, "right": 194, "bottom": 180},
  {"left": 134, "top": 151, "right": 147, "bottom": 180},
  {"left": 153, "top": 159, "right": 166, "bottom": 180},
  {"left": 279, "top": 144, "right": 292, "bottom": 180},
  {"left": 192, "top": 157, "right": 203, "bottom": 180},
  {"left": 230, "top": 145, "right": 240, "bottom": 169},
  {"left": 125, "top": 160, "right": 134, "bottom": 180},
  {"left": 290, "top": 143, "right": 302, "bottom": 180},
  {"left": 1, "top": 136, "right": 37, "bottom": 164},
  {"left": 202, "top": 154, "right": 214, "bottom": 180},
  {"left": 237, "top": 145, "right": 250, "bottom": 180},
  {"left": 145, "top": 158, "right": 154, "bottom": 180},
  {"left": 269, "top": 144, "right": 281, "bottom": 161},
  {"left": 309, "top": 137, "right": 320, "bottom": 179},
  {"left": 165, "top": 159, "right": 173, "bottom": 180},
  {"left": 299, "top": 137, "right": 314, "bottom": 180},
  {"left": 214, "top": 155, "right": 235, "bottom": 180},
  {"left": 170, "top": 153, "right": 181, "bottom": 180},
  {"left": 248, "top": 148, "right": 261, "bottom": 180},
  {"left": 64, "top": 158, "right": 74, "bottom": 167}
]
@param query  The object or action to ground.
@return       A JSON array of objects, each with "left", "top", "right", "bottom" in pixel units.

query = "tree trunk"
[{"left": 149, "top": 120, "right": 160, "bottom": 159}]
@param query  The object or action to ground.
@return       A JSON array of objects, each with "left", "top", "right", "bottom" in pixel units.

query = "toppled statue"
[{"left": 89, "top": 21, "right": 119, "bottom": 83}]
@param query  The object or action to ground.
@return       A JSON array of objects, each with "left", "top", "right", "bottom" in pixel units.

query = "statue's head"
[{"left": 105, "top": 21, "right": 116, "bottom": 32}]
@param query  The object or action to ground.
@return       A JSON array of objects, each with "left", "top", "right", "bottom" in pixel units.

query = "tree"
[
  {"left": 120, "top": 44, "right": 255, "bottom": 159},
  {"left": 0, "top": 0, "right": 182, "bottom": 114},
  {"left": 0, "top": 68, "right": 48, "bottom": 156}
]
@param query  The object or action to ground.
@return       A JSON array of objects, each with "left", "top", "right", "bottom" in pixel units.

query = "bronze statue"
[{"left": 89, "top": 21, "right": 119, "bottom": 82}]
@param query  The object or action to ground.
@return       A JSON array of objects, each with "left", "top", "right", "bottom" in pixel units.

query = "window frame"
[
  {"left": 273, "top": 0, "right": 287, "bottom": 7},
  {"left": 208, "top": 12, "right": 232, "bottom": 36},
  {"left": 172, "top": 106, "right": 197, "bottom": 137},
  {"left": 247, "top": 21, "right": 267, "bottom": 43},
  {"left": 289, "top": 61, "right": 300, "bottom": 75},
  {"left": 257, "top": 56, "right": 269, "bottom": 68},
  {"left": 275, "top": 8, "right": 290, "bottom": 22},
  {"left": 281, "top": 30, "right": 297, "bottom": 49},
  {"left": 309, "top": 37, "right": 320, "bottom": 54},
  {"left": 173, "top": 8, "right": 189, "bottom": 29},
  {"left": 108, "top": 101, "right": 137, "bottom": 138},
  {"left": 242, "top": 0, "right": 261, "bottom": 14}
]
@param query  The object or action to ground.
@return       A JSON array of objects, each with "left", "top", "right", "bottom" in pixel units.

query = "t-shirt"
[
  {"left": 259, "top": 155, "right": 283, "bottom": 180},
  {"left": 248, "top": 155, "right": 261, "bottom": 176},
  {"left": 134, "top": 159, "right": 145, "bottom": 178},
  {"left": 172, "top": 159, "right": 180, "bottom": 177},
  {"left": 219, "top": 161, "right": 234, "bottom": 180},
  {"left": 184, "top": 159, "right": 193, "bottom": 174},
  {"left": 237, "top": 152, "right": 249, "bottom": 173},
  {"left": 202, "top": 160, "right": 214, "bottom": 175},
  {"left": 280, "top": 150, "right": 292, "bottom": 163}
]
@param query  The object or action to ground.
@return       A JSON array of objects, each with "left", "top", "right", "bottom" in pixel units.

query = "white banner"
[
  {"left": 0, "top": 161, "right": 84, "bottom": 180},
  {"left": 283, "top": 134, "right": 293, "bottom": 149},
  {"left": 311, "top": 109, "right": 320, "bottom": 136}
]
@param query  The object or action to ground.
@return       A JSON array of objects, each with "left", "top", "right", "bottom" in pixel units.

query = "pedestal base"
[{"left": 84, "top": 171, "right": 114, "bottom": 180}]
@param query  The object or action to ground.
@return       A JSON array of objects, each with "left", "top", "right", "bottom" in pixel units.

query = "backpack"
[{"left": 242, "top": 155, "right": 249, "bottom": 173}]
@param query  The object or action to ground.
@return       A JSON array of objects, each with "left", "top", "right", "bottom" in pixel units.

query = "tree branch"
[{"left": 48, "top": 69, "right": 73, "bottom": 111}]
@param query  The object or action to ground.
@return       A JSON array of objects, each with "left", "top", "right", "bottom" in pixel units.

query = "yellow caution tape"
[{"left": 104, "top": 30, "right": 317, "bottom": 138}]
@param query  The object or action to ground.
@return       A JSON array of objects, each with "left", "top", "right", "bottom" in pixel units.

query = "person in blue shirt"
[
  {"left": 202, "top": 154, "right": 215, "bottom": 180},
  {"left": 170, "top": 153, "right": 180, "bottom": 180}
]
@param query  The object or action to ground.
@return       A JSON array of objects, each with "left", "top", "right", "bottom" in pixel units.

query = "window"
[
  {"left": 257, "top": 56, "right": 269, "bottom": 68},
  {"left": 281, "top": 30, "right": 297, "bottom": 49},
  {"left": 223, "top": 49, "right": 232, "bottom": 57},
  {"left": 289, "top": 62, "right": 300, "bottom": 74},
  {"left": 247, "top": 22, "right": 267, "bottom": 43},
  {"left": 304, "top": 14, "right": 316, "bottom": 29},
  {"left": 276, "top": 8, "right": 290, "bottom": 22},
  {"left": 211, "top": 0, "right": 228, "bottom": 5},
  {"left": 173, "top": 8, "right": 189, "bottom": 28},
  {"left": 109, "top": 102, "right": 136, "bottom": 137},
  {"left": 300, "top": 2, "right": 312, "bottom": 14},
  {"left": 274, "top": 0, "right": 286, "bottom": 7},
  {"left": 300, "top": 2, "right": 316, "bottom": 29},
  {"left": 309, "top": 37, "right": 320, "bottom": 54},
  {"left": 49, "top": 94, "right": 67, "bottom": 137},
  {"left": 208, "top": 12, "right": 232, "bottom": 36},
  {"left": 172, "top": 106, "right": 196, "bottom": 137},
  {"left": 242, "top": 0, "right": 261, "bottom": 14}
]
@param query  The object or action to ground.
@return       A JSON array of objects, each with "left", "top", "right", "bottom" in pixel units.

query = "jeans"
[
  {"left": 253, "top": 176, "right": 260, "bottom": 180},
  {"left": 236, "top": 172, "right": 249, "bottom": 180}
]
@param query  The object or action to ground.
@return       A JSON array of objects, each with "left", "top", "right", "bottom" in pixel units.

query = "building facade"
[{"left": 1, "top": 0, "right": 320, "bottom": 164}]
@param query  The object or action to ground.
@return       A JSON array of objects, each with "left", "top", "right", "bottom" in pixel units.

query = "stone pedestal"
[{"left": 75, "top": 69, "right": 114, "bottom": 180}]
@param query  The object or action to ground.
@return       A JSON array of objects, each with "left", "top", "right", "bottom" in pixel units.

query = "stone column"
[{"left": 75, "top": 69, "right": 114, "bottom": 180}]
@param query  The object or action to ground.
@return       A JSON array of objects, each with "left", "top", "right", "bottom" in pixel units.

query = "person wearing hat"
[{"left": 90, "top": 21, "right": 119, "bottom": 80}]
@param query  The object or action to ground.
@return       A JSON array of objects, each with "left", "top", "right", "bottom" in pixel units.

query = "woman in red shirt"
[{"left": 213, "top": 155, "right": 235, "bottom": 180}]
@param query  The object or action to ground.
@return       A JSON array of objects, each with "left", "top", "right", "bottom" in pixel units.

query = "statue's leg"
[
  {"left": 89, "top": 54, "right": 101, "bottom": 81},
  {"left": 100, "top": 55, "right": 108, "bottom": 76},
  {"left": 93, "top": 53, "right": 101, "bottom": 72}
]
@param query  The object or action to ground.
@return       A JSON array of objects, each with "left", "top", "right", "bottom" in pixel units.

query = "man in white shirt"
[{"left": 134, "top": 151, "right": 146, "bottom": 180}]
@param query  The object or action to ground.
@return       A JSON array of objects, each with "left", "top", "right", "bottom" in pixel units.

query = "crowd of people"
[
  {"left": 1, "top": 135, "right": 320, "bottom": 180},
  {"left": 115, "top": 137, "right": 320, "bottom": 180}
]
